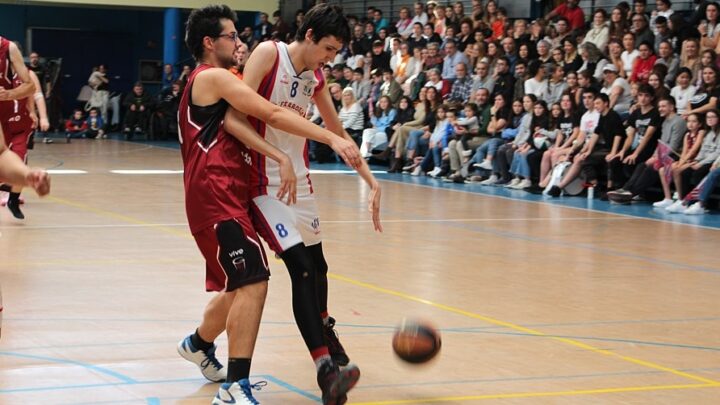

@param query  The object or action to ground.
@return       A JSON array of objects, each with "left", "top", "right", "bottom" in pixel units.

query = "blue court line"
[
  {"left": 145, "top": 398, "right": 160, "bottom": 405},
  {"left": 0, "top": 351, "right": 136, "bottom": 384},
  {"left": 0, "top": 373, "right": 319, "bottom": 402},
  {"left": 261, "top": 374, "right": 322, "bottom": 402}
]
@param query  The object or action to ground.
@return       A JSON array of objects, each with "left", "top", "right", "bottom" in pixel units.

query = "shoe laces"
[
  {"left": 240, "top": 380, "right": 267, "bottom": 404},
  {"left": 324, "top": 318, "right": 343, "bottom": 349},
  {"left": 199, "top": 345, "right": 224, "bottom": 372}
]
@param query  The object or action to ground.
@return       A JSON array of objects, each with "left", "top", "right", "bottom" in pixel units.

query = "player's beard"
[{"left": 218, "top": 51, "right": 234, "bottom": 70}]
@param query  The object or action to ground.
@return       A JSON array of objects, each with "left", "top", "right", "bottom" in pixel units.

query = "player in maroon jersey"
[{"left": 176, "top": 5, "right": 361, "bottom": 405}]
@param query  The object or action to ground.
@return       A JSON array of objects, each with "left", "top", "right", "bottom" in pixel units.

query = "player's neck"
[{"left": 287, "top": 41, "right": 310, "bottom": 72}]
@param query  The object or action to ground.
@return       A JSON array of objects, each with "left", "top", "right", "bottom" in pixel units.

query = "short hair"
[
  {"left": 658, "top": 95, "right": 676, "bottom": 108},
  {"left": 655, "top": 16, "right": 668, "bottom": 25},
  {"left": 596, "top": 93, "right": 610, "bottom": 104},
  {"left": 353, "top": 67, "right": 364, "bottom": 75},
  {"left": 637, "top": 83, "right": 655, "bottom": 96},
  {"left": 185, "top": 5, "right": 238, "bottom": 61},
  {"left": 296, "top": 3, "right": 351, "bottom": 44}
]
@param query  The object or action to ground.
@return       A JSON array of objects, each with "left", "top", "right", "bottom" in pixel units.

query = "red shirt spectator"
[{"left": 547, "top": 0, "right": 586, "bottom": 32}]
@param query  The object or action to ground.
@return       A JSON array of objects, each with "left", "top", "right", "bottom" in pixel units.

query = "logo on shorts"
[
  {"left": 229, "top": 248, "right": 244, "bottom": 258},
  {"left": 229, "top": 249, "right": 246, "bottom": 272},
  {"left": 311, "top": 217, "right": 320, "bottom": 234}
]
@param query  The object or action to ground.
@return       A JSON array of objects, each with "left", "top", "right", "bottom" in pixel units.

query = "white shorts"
[{"left": 250, "top": 191, "right": 321, "bottom": 254}]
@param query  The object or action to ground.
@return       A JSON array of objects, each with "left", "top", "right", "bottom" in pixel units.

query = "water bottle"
[{"left": 587, "top": 186, "right": 594, "bottom": 200}]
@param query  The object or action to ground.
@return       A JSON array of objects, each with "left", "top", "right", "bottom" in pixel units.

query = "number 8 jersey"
[{"left": 247, "top": 41, "right": 325, "bottom": 198}]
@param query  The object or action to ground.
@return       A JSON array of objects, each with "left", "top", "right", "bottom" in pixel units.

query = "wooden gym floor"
[{"left": 0, "top": 139, "right": 719, "bottom": 404}]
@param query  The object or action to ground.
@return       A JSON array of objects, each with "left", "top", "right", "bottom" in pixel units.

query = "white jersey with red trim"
[{"left": 248, "top": 41, "right": 324, "bottom": 198}]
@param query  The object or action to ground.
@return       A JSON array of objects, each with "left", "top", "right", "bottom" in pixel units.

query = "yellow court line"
[
  {"left": 47, "top": 196, "right": 192, "bottom": 240},
  {"left": 0, "top": 257, "right": 193, "bottom": 268},
  {"left": 46, "top": 195, "right": 719, "bottom": 386},
  {"left": 351, "top": 383, "right": 720, "bottom": 405},
  {"left": 329, "top": 273, "right": 720, "bottom": 386}
]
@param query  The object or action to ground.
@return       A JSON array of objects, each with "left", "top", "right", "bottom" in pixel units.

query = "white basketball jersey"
[{"left": 249, "top": 41, "right": 325, "bottom": 198}]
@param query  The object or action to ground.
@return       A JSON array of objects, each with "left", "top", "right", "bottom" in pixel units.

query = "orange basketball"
[{"left": 392, "top": 319, "right": 441, "bottom": 364}]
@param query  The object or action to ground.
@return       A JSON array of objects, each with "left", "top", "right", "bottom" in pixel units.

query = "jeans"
[
  {"left": 406, "top": 129, "right": 429, "bottom": 155},
  {"left": 470, "top": 138, "right": 504, "bottom": 165},
  {"left": 420, "top": 145, "right": 442, "bottom": 171},
  {"left": 699, "top": 168, "right": 720, "bottom": 203},
  {"left": 509, "top": 149, "right": 535, "bottom": 178}
]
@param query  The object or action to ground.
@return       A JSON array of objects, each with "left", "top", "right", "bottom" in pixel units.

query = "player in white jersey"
[{"left": 225, "top": 4, "right": 381, "bottom": 405}]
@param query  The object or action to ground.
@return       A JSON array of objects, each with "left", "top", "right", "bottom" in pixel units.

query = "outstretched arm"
[{"left": 314, "top": 81, "right": 383, "bottom": 232}]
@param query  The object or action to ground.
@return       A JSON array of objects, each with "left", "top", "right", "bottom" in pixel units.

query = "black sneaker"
[
  {"left": 547, "top": 185, "right": 562, "bottom": 197},
  {"left": 7, "top": 198, "right": 25, "bottom": 219},
  {"left": 324, "top": 317, "right": 350, "bottom": 366},
  {"left": 317, "top": 361, "right": 360, "bottom": 405}
]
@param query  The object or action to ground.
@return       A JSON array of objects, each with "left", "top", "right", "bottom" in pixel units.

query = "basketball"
[{"left": 392, "top": 319, "right": 441, "bottom": 364}]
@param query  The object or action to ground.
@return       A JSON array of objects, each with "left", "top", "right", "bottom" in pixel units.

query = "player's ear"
[{"left": 305, "top": 28, "right": 314, "bottom": 43}]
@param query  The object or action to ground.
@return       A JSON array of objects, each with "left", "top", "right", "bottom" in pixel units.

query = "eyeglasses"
[{"left": 217, "top": 32, "right": 239, "bottom": 41}]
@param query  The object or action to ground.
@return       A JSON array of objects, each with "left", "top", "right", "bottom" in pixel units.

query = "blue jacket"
[{"left": 371, "top": 109, "right": 397, "bottom": 132}]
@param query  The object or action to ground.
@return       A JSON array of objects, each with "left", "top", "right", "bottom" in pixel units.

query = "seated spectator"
[
  {"left": 155, "top": 80, "right": 181, "bottom": 140},
  {"left": 664, "top": 110, "right": 720, "bottom": 212},
  {"left": 601, "top": 64, "right": 633, "bottom": 118},
  {"left": 608, "top": 96, "right": 684, "bottom": 202},
  {"left": 524, "top": 60, "right": 548, "bottom": 99},
  {"left": 85, "top": 108, "right": 104, "bottom": 139},
  {"left": 375, "top": 96, "right": 416, "bottom": 162},
  {"left": 630, "top": 41, "right": 658, "bottom": 83},
  {"left": 583, "top": 9, "right": 610, "bottom": 53},
  {"left": 655, "top": 40, "right": 680, "bottom": 86},
  {"left": 361, "top": 95, "right": 396, "bottom": 157},
  {"left": 606, "top": 84, "right": 661, "bottom": 199},
  {"left": 507, "top": 100, "right": 550, "bottom": 189},
  {"left": 655, "top": 113, "right": 705, "bottom": 208},
  {"left": 621, "top": 33, "right": 640, "bottom": 78},
  {"left": 349, "top": 68, "right": 371, "bottom": 109},
  {"left": 394, "top": 42, "right": 418, "bottom": 88},
  {"left": 683, "top": 66, "right": 720, "bottom": 119},
  {"left": 538, "top": 96, "right": 579, "bottom": 188},
  {"left": 414, "top": 104, "right": 453, "bottom": 177},
  {"left": 467, "top": 93, "right": 511, "bottom": 178},
  {"left": 674, "top": 157, "right": 720, "bottom": 214},
  {"left": 65, "top": 109, "right": 88, "bottom": 142},
  {"left": 122, "top": 82, "right": 153, "bottom": 140},
  {"left": 492, "top": 95, "right": 536, "bottom": 186},
  {"left": 545, "top": 0, "right": 585, "bottom": 32},
  {"left": 388, "top": 87, "right": 429, "bottom": 172},
  {"left": 371, "top": 40, "right": 391, "bottom": 72},
  {"left": 338, "top": 88, "right": 365, "bottom": 145},
  {"left": 546, "top": 89, "right": 601, "bottom": 196},
  {"left": 446, "top": 102, "right": 481, "bottom": 180},
  {"left": 380, "top": 69, "right": 402, "bottom": 106},
  {"left": 447, "top": 62, "right": 473, "bottom": 105},
  {"left": 471, "top": 60, "right": 495, "bottom": 96},
  {"left": 544, "top": 64, "right": 568, "bottom": 105},
  {"left": 670, "top": 67, "right": 696, "bottom": 115}
]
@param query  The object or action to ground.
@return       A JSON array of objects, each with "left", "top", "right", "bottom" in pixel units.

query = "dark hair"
[
  {"left": 185, "top": 5, "right": 238, "bottom": 61},
  {"left": 676, "top": 67, "right": 693, "bottom": 78},
  {"left": 353, "top": 67, "right": 364, "bottom": 75},
  {"left": 658, "top": 95, "right": 676, "bottom": 109},
  {"left": 295, "top": 3, "right": 351, "bottom": 44},
  {"left": 655, "top": 16, "right": 667, "bottom": 25},
  {"left": 596, "top": 92, "right": 610, "bottom": 104},
  {"left": 637, "top": 83, "right": 655, "bottom": 97}
]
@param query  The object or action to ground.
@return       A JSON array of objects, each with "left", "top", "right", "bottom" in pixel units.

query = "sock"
[
  {"left": 321, "top": 311, "right": 330, "bottom": 326},
  {"left": 190, "top": 329, "right": 213, "bottom": 352},
  {"left": 8, "top": 192, "right": 20, "bottom": 203},
  {"left": 312, "top": 347, "right": 332, "bottom": 371},
  {"left": 227, "top": 358, "right": 251, "bottom": 382}
]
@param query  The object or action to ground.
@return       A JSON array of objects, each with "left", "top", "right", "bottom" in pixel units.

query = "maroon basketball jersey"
[
  {"left": 0, "top": 37, "right": 31, "bottom": 138},
  {"left": 179, "top": 64, "right": 254, "bottom": 234}
]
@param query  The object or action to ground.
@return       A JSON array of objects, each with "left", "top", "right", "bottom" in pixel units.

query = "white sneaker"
[
  {"left": 428, "top": 167, "right": 442, "bottom": 177},
  {"left": 653, "top": 199, "right": 674, "bottom": 209},
  {"left": 505, "top": 178, "right": 521, "bottom": 188},
  {"left": 672, "top": 191, "right": 679, "bottom": 200},
  {"left": 475, "top": 160, "right": 494, "bottom": 171},
  {"left": 177, "top": 335, "right": 227, "bottom": 382},
  {"left": 665, "top": 200, "right": 686, "bottom": 213},
  {"left": 212, "top": 379, "right": 265, "bottom": 405},
  {"left": 480, "top": 174, "right": 498, "bottom": 185},
  {"left": 516, "top": 179, "right": 532, "bottom": 189},
  {"left": 411, "top": 166, "right": 422, "bottom": 176},
  {"left": 684, "top": 202, "right": 708, "bottom": 215}
]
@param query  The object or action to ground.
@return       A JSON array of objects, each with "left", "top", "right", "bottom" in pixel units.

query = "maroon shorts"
[
  {"left": 193, "top": 217, "right": 270, "bottom": 292},
  {"left": 5, "top": 129, "right": 32, "bottom": 162}
]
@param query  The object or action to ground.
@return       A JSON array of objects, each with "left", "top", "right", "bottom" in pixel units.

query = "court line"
[
  {"left": 329, "top": 273, "right": 720, "bottom": 385},
  {"left": 44, "top": 194, "right": 720, "bottom": 385},
  {"left": 373, "top": 175, "right": 720, "bottom": 231},
  {"left": 0, "top": 258, "right": 193, "bottom": 268},
  {"left": 351, "top": 383, "right": 720, "bottom": 404},
  {"left": 0, "top": 351, "right": 137, "bottom": 384},
  {"left": 0, "top": 217, "right": 631, "bottom": 231}
]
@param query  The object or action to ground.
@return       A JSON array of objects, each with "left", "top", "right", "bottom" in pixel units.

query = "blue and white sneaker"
[
  {"left": 177, "top": 335, "right": 226, "bottom": 382},
  {"left": 212, "top": 379, "right": 266, "bottom": 405}
]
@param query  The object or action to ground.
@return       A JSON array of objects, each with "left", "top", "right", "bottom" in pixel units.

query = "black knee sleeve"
[{"left": 308, "top": 243, "right": 329, "bottom": 314}]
